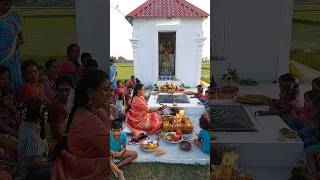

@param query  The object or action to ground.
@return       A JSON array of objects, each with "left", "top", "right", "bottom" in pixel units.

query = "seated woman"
[
  {"left": 47, "top": 75, "right": 74, "bottom": 143},
  {"left": 125, "top": 83, "right": 166, "bottom": 137},
  {"left": 41, "top": 59, "right": 59, "bottom": 103},
  {"left": 52, "top": 70, "right": 109, "bottom": 179},
  {"left": 16, "top": 60, "right": 48, "bottom": 104}
]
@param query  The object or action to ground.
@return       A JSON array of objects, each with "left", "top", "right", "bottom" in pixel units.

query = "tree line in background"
[
  {"left": 13, "top": 0, "right": 74, "bottom": 6},
  {"left": 109, "top": 56, "right": 210, "bottom": 63}
]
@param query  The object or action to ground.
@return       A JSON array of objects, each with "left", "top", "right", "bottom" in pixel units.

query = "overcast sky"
[{"left": 110, "top": 0, "right": 210, "bottom": 60}]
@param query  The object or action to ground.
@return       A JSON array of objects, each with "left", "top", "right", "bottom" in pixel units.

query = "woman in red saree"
[
  {"left": 125, "top": 83, "right": 165, "bottom": 137},
  {"left": 51, "top": 70, "right": 109, "bottom": 180},
  {"left": 16, "top": 60, "right": 48, "bottom": 104}
]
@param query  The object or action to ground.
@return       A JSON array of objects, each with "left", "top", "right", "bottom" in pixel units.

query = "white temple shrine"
[{"left": 126, "top": 0, "right": 209, "bottom": 87}]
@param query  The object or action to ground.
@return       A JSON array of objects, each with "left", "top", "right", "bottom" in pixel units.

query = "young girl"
[
  {"left": 258, "top": 73, "right": 301, "bottom": 122},
  {"left": 17, "top": 98, "right": 53, "bottom": 180},
  {"left": 194, "top": 113, "right": 210, "bottom": 155},
  {"left": 288, "top": 90, "right": 319, "bottom": 147},
  {"left": 115, "top": 93, "right": 125, "bottom": 116},
  {"left": 116, "top": 80, "right": 124, "bottom": 95}
]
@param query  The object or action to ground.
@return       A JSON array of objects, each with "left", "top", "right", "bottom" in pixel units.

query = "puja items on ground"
[
  {"left": 164, "top": 129, "right": 183, "bottom": 143},
  {"left": 140, "top": 139, "right": 159, "bottom": 152},
  {"left": 160, "top": 82, "right": 177, "bottom": 93},
  {"left": 179, "top": 140, "right": 191, "bottom": 151},
  {"left": 211, "top": 150, "right": 253, "bottom": 180},
  {"left": 162, "top": 109, "right": 193, "bottom": 134}
]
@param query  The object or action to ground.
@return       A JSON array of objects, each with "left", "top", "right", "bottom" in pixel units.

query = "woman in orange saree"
[
  {"left": 125, "top": 83, "right": 166, "bottom": 137},
  {"left": 51, "top": 70, "right": 109, "bottom": 180}
]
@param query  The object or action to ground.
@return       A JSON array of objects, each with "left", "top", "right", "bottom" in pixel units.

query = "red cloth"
[
  {"left": 116, "top": 88, "right": 124, "bottom": 95},
  {"left": 52, "top": 108, "right": 109, "bottom": 180},
  {"left": 59, "top": 60, "right": 78, "bottom": 77},
  {"left": 16, "top": 83, "right": 47, "bottom": 103}
]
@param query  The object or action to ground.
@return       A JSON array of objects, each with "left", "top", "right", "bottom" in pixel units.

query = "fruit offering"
[
  {"left": 162, "top": 111, "right": 193, "bottom": 134},
  {"left": 165, "top": 129, "right": 183, "bottom": 143}
]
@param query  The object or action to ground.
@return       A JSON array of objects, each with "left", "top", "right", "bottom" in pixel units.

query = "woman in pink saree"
[{"left": 125, "top": 83, "right": 165, "bottom": 137}]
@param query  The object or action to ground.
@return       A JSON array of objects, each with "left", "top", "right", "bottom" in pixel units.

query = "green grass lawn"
[
  {"left": 294, "top": 3, "right": 320, "bottom": 11},
  {"left": 294, "top": 11, "right": 320, "bottom": 22},
  {"left": 12, "top": 7, "right": 77, "bottom": 63},
  {"left": 291, "top": 4, "right": 320, "bottom": 70},
  {"left": 110, "top": 162, "right": 210, "bottom": 180},
  {"left": 20, "top": 16, "right": 76, "bottom": 62}
]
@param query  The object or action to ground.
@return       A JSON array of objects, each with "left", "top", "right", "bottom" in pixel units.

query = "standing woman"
[
  {"left": 0, "top": 0, "right": 23, "bottom": 91},
  {"left": 59, "top": 44, "right": 80, "bottom": 79},
  {"left": 110, "top": 57, "right": 117, "bottom": 90},
  {"left": 52, "top": 70, "right": 110, "bottom": 180}
]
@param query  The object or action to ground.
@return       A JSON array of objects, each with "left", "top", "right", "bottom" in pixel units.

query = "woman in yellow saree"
[{"left": 125, "top": 83, "right": 165, "bottom": 137}]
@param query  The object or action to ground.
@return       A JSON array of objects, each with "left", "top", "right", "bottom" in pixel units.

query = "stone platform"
[
  {"left": 124, "top": 114, "right": 209, "bottom": 165},
  {"left": 212, "top": 99, "right": 304, "bottom": 168},
  {"left": 124, "top": 93, "right": 209, "bottom": 165},
  {"left": 148, "top": 93, "right": 205, "bottom": 116}
]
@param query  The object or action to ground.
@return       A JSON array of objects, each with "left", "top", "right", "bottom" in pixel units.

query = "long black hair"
[
  {"left": 126, "top": 83, "right": 144, "bottom": 111},
  {"left": 54, "top": 69, "right": 108, "bottom": 158},
  {"left": 66, "top": 69, "right": 107, "bottom": 132},
  {"left": 19, "top": 97, "right": 47, "bottom": 140}
]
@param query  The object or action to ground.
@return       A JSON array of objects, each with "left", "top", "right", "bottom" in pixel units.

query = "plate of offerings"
[
  {"left": 164, "top": 130, "right": 183, "bottom": 144},
  {"left": 160, "top": 82, "right": 177, "bottom": 93},
  {"left": 140, "top": 139, "right": 159, "bottom": 152},
  {"left": 236, "top": 94, "right": 271, "bottom": 105},
  {"left": 162, "top": 109, "right": 193, "bottom": 134}
]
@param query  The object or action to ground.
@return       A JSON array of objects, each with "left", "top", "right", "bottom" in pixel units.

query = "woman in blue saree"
[
  {"left": 0, "top": 0, "right": 23, "bottom": 91},
  {"left": 110, "top": 57, "right": 117, "bottom": 90}
]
